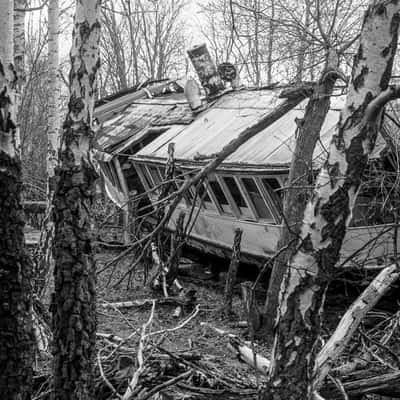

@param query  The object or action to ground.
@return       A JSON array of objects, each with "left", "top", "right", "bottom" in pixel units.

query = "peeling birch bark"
[
  {"left": 264, "top": 2, "right": 400, "bottom": 399},
  {"left": 0, "top": 0, "right": 34, "bottom": 398},
  {"left": 51, "top": 1, "right": 101, "bottom": 399},
  {"left": 13, "top": 0, "right": 24, "bottom": 92},
  {"left": 13, "top": 0, "right": 24, "bottom": 152},
  {"left": 47, "top": 0, "right": 60, "bottom": 185}
]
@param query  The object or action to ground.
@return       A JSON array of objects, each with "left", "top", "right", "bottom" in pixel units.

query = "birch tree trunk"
[
  {"left": 13, "top": 0, "right": 24, "bottom": 152},
  {"left": 263, "top": 2, "right": 400, "bottom": 399},
  {"left": 35, "top": 0, "right": 60, "bottom": 301},
  {"left": 51, "top": 1, "right": 101, "bottom": 399},
  {"left": 47, "top": 0, "right": 60, "bottom": 192},
  {"left": 0, "top": 0, "right": 34, "bottom": 398},
  {"left": 14, "top": 0, "right": 25, "bottom": 95}
]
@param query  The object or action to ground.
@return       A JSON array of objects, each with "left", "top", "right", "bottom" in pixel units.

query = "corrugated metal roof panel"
[
  {"left": 95, "top": 96, "right": 194, "bottom": 153},
  {"left": 135, "top": 89, "right": 346, "bottom": 167},
  {"left": 137, "top": 90, "right": 287, "bottom": 162}
]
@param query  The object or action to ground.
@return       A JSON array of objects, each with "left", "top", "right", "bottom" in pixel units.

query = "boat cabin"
[{"left": 95, "top": 83, "right": 400, "bottom": 268}]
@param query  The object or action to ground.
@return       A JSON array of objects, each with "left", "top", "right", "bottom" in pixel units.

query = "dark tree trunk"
[
  {"left": 0, "top": 3, "right": 34, "bottom": 397},
  {"left": 223, "top": 228, "right": 242, "bottom": 316},
  {"left": 166, "top": 211, "right": 185, "bottom": 286},
  {"left": 52, "top": 153, "right": 98, "bottom": 400},
  {"left": 51, "top": 1, "right": 101, "bottom": 399},
  {"left": 0, "top": 153, "right": 34, "bottom": 400}
]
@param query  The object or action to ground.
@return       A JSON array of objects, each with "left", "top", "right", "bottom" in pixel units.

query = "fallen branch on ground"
[
  {"left": 313, "top": 263, "right": 400, "bottom": 390},
  {"left": 122, "top": 301, "right": 156, "bottom": 400}
]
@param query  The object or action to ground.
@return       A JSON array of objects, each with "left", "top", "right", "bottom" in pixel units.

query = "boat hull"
[{"left": 168, "top": 204, "right": 396, "bottom": 269}]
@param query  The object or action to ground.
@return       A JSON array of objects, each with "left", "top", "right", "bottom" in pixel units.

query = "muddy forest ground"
[
  {"left": 86, "top": 246, "right": 399, "bottom": 399},
  {"left": 95, "top": 250, "right": 268, "bottom": 394}
]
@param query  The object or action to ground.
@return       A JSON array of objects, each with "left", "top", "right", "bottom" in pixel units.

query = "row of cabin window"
[{"left": 136, "top": 163, "right": 284, "bottom": 223}]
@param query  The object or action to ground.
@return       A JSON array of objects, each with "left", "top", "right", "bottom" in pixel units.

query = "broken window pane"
[
  {"left": 262, "top": 177, "right": 283, "bottom": 211},
  {"left": 223, "top": 176, "right": 247, "bottom": 208},
  {"left": 138, "top": 165, "right": 154, "bottom": 190},
  {"left": 242, "top": 177, "right": 273, "bottom": 220},
  {"left": 209, "top": 180, "right": 232, "bottom": 214},
  {"left": 222, "top": 176, "right": 253, "bottom": 219},
  {"left": 148, "top": 166, "right": 162, "bottom": 186}
]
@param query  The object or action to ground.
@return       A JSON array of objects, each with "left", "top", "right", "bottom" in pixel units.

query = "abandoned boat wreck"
[{"left": 94, "top": 80, "right": 400, "bottom": 269}]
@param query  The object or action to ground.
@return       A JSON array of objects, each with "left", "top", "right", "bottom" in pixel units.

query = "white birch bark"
[
  {"left": 0, "top": 0, "right": 16, "bottom": 158},
  {"left": 13, "top": 0, "right": 25, "bottom": 152},
  {"left": 66, "top": 0, "right": 100, "bottom": 163},
  {"left": 14, "top": 0, "right": 24, "bottom": 90},
  {"left": 47, "top": 0, "right": 60, "bottom": 183}
]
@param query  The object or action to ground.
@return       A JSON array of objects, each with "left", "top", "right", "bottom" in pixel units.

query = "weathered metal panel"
[
  {"left": 96, "top": 102, "right": 177, "bottom": 152},
  {"left": 135, "top": 90, "right": 349, "bottom": 168},
  {"left": 137, "top": 90, "right": 286, "bottom": 162}
]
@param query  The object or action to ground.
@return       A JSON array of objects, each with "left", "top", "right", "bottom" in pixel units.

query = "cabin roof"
[
  {"left": 133, "top": 88, "right": 372, "bottom": 169},
  {"left": 96, "top": 83, "right": 392, "bottom": 169}
]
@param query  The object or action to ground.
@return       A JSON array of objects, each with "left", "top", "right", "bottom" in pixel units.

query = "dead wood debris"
[
  {"left": 32, "top": 302, "right": 259, "bottom": 400},
  {"left": 201, "top": 309, "right": 400, "bottom": 400},
  {"left": 32, "top": 306, "right": 400, "bottom": 400}
]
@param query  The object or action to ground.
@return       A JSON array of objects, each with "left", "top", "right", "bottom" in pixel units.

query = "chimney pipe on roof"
[
  {"left": 187, "top": 44, "right": 225, "bottom": 96},
  {"left": 184, "top": 78, "right": 202, "bottom": 110}
]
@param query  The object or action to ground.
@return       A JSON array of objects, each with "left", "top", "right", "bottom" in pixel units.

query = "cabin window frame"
[
  {"left": 147, "top": 164, "right": 163, "bottom": 190},
  {"left": 240, "top": 176, "right": 276, "bottom": 222},
  {"left": 200, "top": 179, "right": 218, "bottom": 212},
  {"left": 208, "top": 175, "right": 234, "bottom": 216},
  {"left": 257, "top": 175, "right": 285, "bottom": 222},
  {"left": 217, "top": 175, "right": 255, "bottom": 220},
  {"left": 157, "top": 166, "right": 167, "bottom": 183},
  {"left": 134, "top": 163, "right": 151, "bottom": 192}
]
